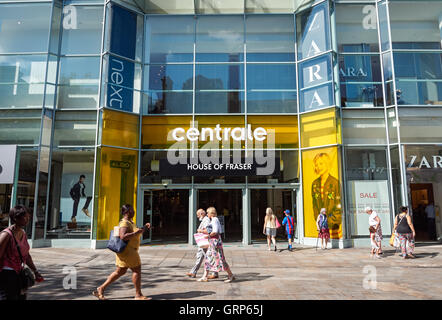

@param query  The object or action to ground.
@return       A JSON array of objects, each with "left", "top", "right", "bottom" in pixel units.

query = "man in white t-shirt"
[
  {"left": 186, "top": 209, "right": 218, "bottom": 278},
  {"left": 366, "top": 206, "right": 383, "bottom": 257}
]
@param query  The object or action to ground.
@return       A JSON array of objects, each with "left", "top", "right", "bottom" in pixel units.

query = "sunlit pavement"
[{"left": 27, "top": 242, "right": 442, "bottom": 300}]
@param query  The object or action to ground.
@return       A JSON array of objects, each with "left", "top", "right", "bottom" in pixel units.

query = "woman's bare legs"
[
  {"left": 97, "top": 267, "right": 128, "bottom": 296},
  {"left": 130, "top": 266, "right": 147, "bottom": 299},
  {"left": 267, "top": 235, "right": 271, "bottom": 250},
  {"left": 271, "top": 236, "right": 276, "bottom": 248}
]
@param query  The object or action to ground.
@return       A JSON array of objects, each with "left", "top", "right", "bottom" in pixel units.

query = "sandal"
[
  {"left": 197, "top": 277, "right": 208, "bottom": 282},
  {"left": 92, "top": 288, "right": 106, "bottom": 300},
  {"left": 135, "top": 295, "right": 152, "bottom": 300},
  {"left": 407, "top": 254, "right": 416, "bottom": 259},
  {"left": 224, "top": 276, "right": 235, "bottom": 283}
]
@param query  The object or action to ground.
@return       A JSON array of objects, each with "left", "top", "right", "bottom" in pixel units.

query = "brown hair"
[
  {"left": 369, "top": 226, "right": 376, "bottom": 233},
  {"left": 9, "top": 205, "right": 31, "bottom": 224}
]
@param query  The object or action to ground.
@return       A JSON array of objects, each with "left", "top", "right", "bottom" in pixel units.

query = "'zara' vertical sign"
[{"left": 297, "top": 2, "right": 334, "bottom": 112}]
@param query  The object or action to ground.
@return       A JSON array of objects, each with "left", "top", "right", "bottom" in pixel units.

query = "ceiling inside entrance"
[{"left": 128, "top": 0, "right": 316, "bottom": 14}]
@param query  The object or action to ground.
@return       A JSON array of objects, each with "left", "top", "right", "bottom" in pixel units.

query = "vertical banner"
[
  {"left": 347, "top": 180, "right": 391, "bottom": 236},
  {"left": 302, "top": 146, "right": 342, "bottom": 239},
  {"left": 107, "top": 5, "right": 137, "bottom": 112}
]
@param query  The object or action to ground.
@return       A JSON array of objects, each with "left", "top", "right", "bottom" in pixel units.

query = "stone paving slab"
[{"left": 25, "top": 243, "right": 442, "bottom": 300}]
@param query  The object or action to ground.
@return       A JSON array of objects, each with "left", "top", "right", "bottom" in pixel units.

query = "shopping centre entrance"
[
  {"left": 250, "top": 189, "right": 298, "bottom": 242},
  {"left": 197, "top": 189, "right": 243, "bottom": 242},
  {"left": 410, "top": 183, "right": 437, "bottom": 242},
  {"left": 141, "top": 189, "right": 189, "bottom": 243}
]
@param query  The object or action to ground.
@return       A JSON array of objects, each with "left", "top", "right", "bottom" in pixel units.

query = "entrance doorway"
[
  {"left": 410, "top": 183, "right": 437, "bottom": 241},
  {"left": 197, "top": 189, "right": 242, "bottom": 242},
  {"left": 250, "top": 189, "right": 297, "bottom": 242},
  {"left": 141, "top": 189, "right": 189, "bottom": 243}
]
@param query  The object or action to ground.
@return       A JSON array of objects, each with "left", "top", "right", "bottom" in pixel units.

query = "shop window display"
[{"left": 47, "top": 150, "right": 94, "bottom": 239}]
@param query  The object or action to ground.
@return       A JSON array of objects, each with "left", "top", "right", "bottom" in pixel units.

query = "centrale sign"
[{"left": 171, "top": 125, "right": 268, "bottom": 142}]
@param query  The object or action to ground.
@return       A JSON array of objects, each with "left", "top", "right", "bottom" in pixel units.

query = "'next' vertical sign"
[{"left": 107, "top": 5, "right": 137, "bottom": 112}]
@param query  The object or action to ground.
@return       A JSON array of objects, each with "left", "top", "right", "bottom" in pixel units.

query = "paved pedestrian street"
[{"left": 27, "top": 243, "right": 442, "bottom": 300}]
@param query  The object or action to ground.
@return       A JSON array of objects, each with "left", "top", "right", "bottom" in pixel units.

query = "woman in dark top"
[{"left": 393, "top": 206, "right": 416, "bottom": 259}]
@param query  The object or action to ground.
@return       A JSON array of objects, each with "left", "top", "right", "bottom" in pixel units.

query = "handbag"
[
  {"left": 107, "top": 229, "right": 128, "bottom": 253},
  {"left": 9, "top": 228, "right": 35, "bottom": 291},
  {"left": 275, "top": 217, "right": 281, "bottom": 229},
  {"left": 389, "top": 232, "right": 396, "bottom": 247},
  {"left": 193, "top": 233, "right": 209, "bottom": 249}
]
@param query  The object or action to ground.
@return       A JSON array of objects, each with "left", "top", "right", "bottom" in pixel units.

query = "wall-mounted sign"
[
  {"left": 158, "top": 157, "right": 280, "bottom": 177},
  {"left": 297, "top": 2, "right": 334, "bottom": 112},
  {"left": 110, "top": 160, "right": 131, "bottom": 169},
  {"left": 407, "top": 155, "right": 442, "bottom": 169},
  {"left": 171, "top": 125, "right": 268, "bottom": 142},
  {"left": 0, "top": 145, "right": 17, "bottom": 184},
  {"left": 347, "top": 180, "right": 391, "bottom": 236},
  {"left": 107, "top": 4, "right": 137, "bottom": 112}
]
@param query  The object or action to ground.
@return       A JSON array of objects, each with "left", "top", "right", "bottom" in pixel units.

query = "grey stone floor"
[{"left": 26, "top": 243, "right": 442, "bottom": 300}]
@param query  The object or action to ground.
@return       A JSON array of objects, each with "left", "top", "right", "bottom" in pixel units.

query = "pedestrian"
[
  {"left": 93, "top": 204, "right": 151, "bottom": 300},
  {"left": 425, "top": 202, "right": 437, "bottom": 241},
  {"left": 316, "top": 208, "right": 330, "bottom": 250},
  {"left": 197, "top": 207, "right": 235, "bottom": 283},
  {"left": 0, "top": 205, "right": 43, "bottom": 300},
  {"left": 366, "top": 206, "right": 383, "bottom": 257},
  {"left": 186, "top": 209, "right": 218, "bottom": 279},
  {"left": 282, "top": 210, "right": 295, "bottom": 251},
  {"left": 262, "top": 207, "right": 277, "bottom": 251},
  {"left": 393, "top": 206, "right": 416, "bottom": 259}
]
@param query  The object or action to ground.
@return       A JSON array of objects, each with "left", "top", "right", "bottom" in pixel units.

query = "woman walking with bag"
[
  {"left": 262, "top": 207, "right": 277, "bottom": 251},
  {"left": 93, "top": 204, "right": 151, "bottom": 300},
  {"left": 0, "top": 205, "right": 43, "bottom": 300},
  {"left": 198, "top": 207, "right": 235, "bottom": 283},
  {"left": 393, "top": 206, "right": 416, "bottom": 259}
]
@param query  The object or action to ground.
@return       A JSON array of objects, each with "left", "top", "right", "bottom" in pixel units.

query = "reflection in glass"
[
  {"left": 61, "top": 5, "right": 103, "bottom": 54},
  {"left": 245, "top": 15, "right": 295, "bottom": 62},
  {"left": 389, "top": 1, "right": 442, "bottom": 50},
  {"left": 196, "top": 15, "right": 244, "bottom": 62},
  {"left": 148, "top": 91, "right": 193, "bottom": 114},
  {"left": 195, "top": 91, "right": 244, "bottom": 113},
  {"left": 147, "top": 64, "right": 193, "bottom": 91},
  {"left": 378, "top": 1, "right": 390, "bottom": 52},
  {"left": 247, "top": 91, "right": 297, "bottom": 113},
  {"left": 336, "top": 4, "right": 379, "bottom": 52},
  {"left": 342, "top": 110, "right": 386, "bottom": 144},
  {"left": 53, "top": 111, "right": 97, "bottom": 146},
  {"left": 196, "top": 64, "right": 244, "bottom": 90},
  {"left": 0, "top": 3, "right": 52, "bottom": 53},
  {"left": 145, "top": 16, "right": 194, "bottom": 63},
  {"left": 0, "top": 110, "right": 41, "bottom": 144},
  {"left": 58, "top": 57, "right": 100, "bottom": 109}
]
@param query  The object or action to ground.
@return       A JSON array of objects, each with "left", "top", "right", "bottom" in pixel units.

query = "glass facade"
[{"left": 1, "top": 0, "right": 441, "bottom": 247}]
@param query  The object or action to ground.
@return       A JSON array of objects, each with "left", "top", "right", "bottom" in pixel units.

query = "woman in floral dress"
[{"left": 197, "top": 207, "right": 235, "bottom": 283}]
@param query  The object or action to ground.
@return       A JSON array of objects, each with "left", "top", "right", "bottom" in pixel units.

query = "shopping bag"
[
  {"left": 194, "top": 233, "right": 209, "bottom": 249},
  {"left": 275, "top": 217, "right": 281, "bottom": 229},
  {"left": 389, "top": 233, "right": 395, "bottom": 247}
]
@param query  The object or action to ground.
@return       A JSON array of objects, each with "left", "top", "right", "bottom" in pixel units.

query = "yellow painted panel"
[
  {"left": 102, "top": 109, "right": 139, "bottom": 149},
  {"left": 96, "top": 147, "right": 138, "bottom": 240},
  {"left": 142, "top": 115, "right": 192, "bottom": 149},
  {"left": 247, "top": 115, "right": 298, "bottom": 148},
  {"left": 300, "top": 108, "right": 339, "bottom": 148},
  {"left": 302, "top": 146, "right": 342, "bottom": 239}
]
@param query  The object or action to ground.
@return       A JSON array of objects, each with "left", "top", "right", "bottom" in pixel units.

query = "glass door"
[{"left": 140, "top": 190, "right": 152, "bottom": 244}]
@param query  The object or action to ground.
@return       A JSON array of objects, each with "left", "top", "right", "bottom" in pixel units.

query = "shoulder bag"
[
  {"left": 107, "top": 229, "right": 128, "bottom": 253},
  {"left": 8, "top": 228, "right": 35, "bottom": 291}
]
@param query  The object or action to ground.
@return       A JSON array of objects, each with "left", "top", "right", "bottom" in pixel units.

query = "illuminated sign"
[{"left": 171, "top": 125, "right": 268, "bottom": 142}]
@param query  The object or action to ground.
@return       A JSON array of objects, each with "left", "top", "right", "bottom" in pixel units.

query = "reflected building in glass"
[{"left": 0, "top": 0, "right": 441, "bottom": 248}]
